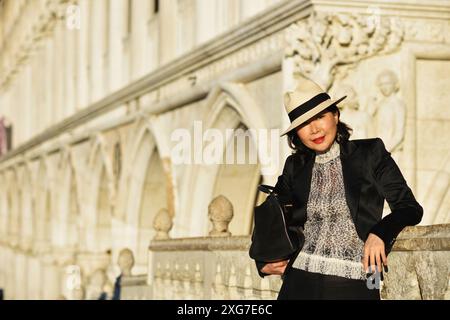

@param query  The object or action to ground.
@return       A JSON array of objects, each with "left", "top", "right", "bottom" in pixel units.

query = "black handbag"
[{"left": 249, "top": 184, "right": 305, "bottom": 263}]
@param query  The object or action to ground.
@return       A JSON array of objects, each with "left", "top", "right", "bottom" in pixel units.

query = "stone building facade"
[{"left": 0, "top": 0, "right": 449, "bottom": 299}]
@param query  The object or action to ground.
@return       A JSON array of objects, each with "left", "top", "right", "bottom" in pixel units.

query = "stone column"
[
  {"left": 55, "top": 23, "right": 65, "bottom": 123},
  {"left": 22, "top": 66, "right": 31, "bottom": 141},
  {"left": 90, "top": 0, "right": 105, "bottom": 102},
  {"left": 109, "top": 0, "right": 126, "bottom": 92},
  {"left": 44, "top": 37, "right": 54, "bottom": 128},
  {"left": 146, "top": 5, "right": 159, "bottom": 73},
  {"left": 35, "top": 49, "right": 45, "bottom": 133},
  {"left": 65, "top": 17, "right": 76, "bottom": 118},
  {"left": 176, "top": 0, "right": 195, "bottom": 56},
  {"left": 159, "top": 0, "right": 177, "bottom": 65},
  {"left": 130, "top": 0, "right": 148, "bottom": 80},
  {"left": 195, "top": 0, "right": 215, "bottom": 44},
  {"left": 77, "top": 0, "right": 90, "bottom": 109}
]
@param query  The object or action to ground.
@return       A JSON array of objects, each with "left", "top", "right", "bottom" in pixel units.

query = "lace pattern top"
[{"left": 292, "top": 141, "right": 366, "bottom": 280}]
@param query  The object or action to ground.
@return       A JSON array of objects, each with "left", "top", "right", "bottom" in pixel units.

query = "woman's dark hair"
[{"left": 286, "top": 104, "right": 353, "bottom": 165}]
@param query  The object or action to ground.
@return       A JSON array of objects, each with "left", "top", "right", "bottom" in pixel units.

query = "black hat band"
[{"left": 288, "top": 92, "right": 330, "bottom": 123}]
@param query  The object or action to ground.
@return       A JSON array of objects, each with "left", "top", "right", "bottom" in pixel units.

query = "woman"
[{"left": 255, "top": 77, "right": 423, "bottom": 300}]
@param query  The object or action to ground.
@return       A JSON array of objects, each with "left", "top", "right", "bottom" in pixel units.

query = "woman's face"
[{"left": 296, "top": 110, "right": 339, "bottom": 153}]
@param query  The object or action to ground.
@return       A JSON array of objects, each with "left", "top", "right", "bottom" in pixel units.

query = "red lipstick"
[{"left": 312, "top": 136, "right": 325, "bottom": 144}]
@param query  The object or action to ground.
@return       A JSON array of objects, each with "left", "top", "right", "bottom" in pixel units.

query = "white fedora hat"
[{"left": 281, "top": 76, "right": 346, "bottom": 136}]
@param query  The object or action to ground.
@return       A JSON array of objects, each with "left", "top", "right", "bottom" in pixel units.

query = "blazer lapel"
[
  {"left": 340, "top": 140, "right": 362, "bottom": 224},
  {"left": 292, "top": 153, "right": 315, "bottom": 225}
]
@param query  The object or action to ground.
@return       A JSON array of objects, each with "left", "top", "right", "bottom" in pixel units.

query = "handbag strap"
[{"left": 258, "top": 184, "right": 275, "bottom": 194}]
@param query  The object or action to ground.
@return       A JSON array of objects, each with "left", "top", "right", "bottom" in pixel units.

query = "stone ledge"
[
  {"left": 393, "top": 224, "right": 450, "bottom": 251},
  {"left": 122, "top": 275, "right": 148, "bottom": 287},
  {"left": 150, "top": 236, "right": 251, "bottom": 252}
]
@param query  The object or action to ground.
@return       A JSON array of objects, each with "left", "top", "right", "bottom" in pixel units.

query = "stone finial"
[
  {"left": 153, "top": 208, "right": 173, "bottom": 240},
  {"left": 118, "top": 248, "right": 134, "bottom": 276},
  {"left": 208, "top": 195, "right": 234, "bottom": 237}
]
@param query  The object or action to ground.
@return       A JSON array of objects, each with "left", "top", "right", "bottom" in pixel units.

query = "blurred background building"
[{"left": 0, "top": 0, "right": 449, "bottom": 300}]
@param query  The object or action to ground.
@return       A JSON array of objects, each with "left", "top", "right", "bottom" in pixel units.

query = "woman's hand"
[
  {"left": 363, "top": 233, "right": 387, "bottom": 274},
  {"left": 260, "top": 260, "right": 289, "bottom": 275}
]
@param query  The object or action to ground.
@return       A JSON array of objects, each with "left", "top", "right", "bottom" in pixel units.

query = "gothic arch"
[
  {"left": 34, "top": 157, "right": 53, "bottom": 247},
  {"left": 178, "top": 82, "right": 268, "bottom": 237},
  {"left": 122, "top": 122, "right": 169, "bottom": 267},
  {"left": 88, "top": 134, "right": 115, "bottom": 187},
  {"left": 83, "top": 134, "right": 116, "bottom": 252},
  {"left": 17, "top": 164, "right": 35, "bottom": 249},
  {"left": 5, "top": 169, "right": 20, "bottom": 242},
  {"left": 54, "top": 148, "right": 81, "bottom": 248}
]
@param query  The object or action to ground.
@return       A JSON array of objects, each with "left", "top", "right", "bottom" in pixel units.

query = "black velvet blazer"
[{"left": 255, "top": 138, "right": 423, "bottom": 276}]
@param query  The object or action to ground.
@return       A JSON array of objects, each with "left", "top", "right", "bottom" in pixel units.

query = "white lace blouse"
[{"left": 292, "top": 141, "right": 366, "bottom": 280}]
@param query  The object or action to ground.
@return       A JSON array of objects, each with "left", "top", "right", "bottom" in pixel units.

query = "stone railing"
[
  {"left": 146, "top": 236, "right": 280, "bottom": 300},
  {"left": 120, "top": 224, "right": 449, "bottom": 300},
  {"left": 382, "top": 224, "right": 450, "bottom": 300},
  {"left": 120, "top": 275, "right": 152, "bottom": 300},
  {"left": 119, "top": 195, "right": 449, "bottom": 300}
]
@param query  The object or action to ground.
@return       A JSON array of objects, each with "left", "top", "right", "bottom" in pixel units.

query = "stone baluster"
[
  {"left": 271, "top": 279, "right": 281, "bottom": 299},
  {"left": 212, "top": 263, "right": 227, "bottom": 299},
  {"left": 228, "top": 264, "right": 240, "bottom": 299},
  {"left": 243, "top": 265, "right": 254, "bottom": 300},
  {"left": 163, "top": 262, "right": 172, "bottom": 300},
  {"left": 260, "top": 276, "right": 272, "bottom": 300},
  {"left": 153, "top": 262, "right": 163, "bottom": 299},
  {"left": 208, "top": 195, "right": 234, "bottom": 237},
  {"left": 172, "top": 262, "right": 182, "bottom": 299},
  {"left": 182, "top": 263, "right": 193, "bottom": 300},
  {"left": 193, "top": 263, "right": 203, "bottom": 299}
]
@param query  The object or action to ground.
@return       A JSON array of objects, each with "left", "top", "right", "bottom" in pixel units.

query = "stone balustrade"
[
  {"left": 120, "top": 224, "right": 449, "bottom": 300},
  {"left": 146, "top": 236, "right": 281, "bottom": 300}
]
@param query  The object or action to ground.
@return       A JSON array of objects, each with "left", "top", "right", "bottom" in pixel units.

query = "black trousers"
[{"left": 277, "top": 268, "right": 380, "bottom": 300}]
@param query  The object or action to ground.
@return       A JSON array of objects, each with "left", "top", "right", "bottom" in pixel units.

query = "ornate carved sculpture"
[
  {"left": 368, "top": 70, "right": 406, "bottom": 152},
  {"left": 285, "top": 12, "right": 403, "bottom": 89},
  {"left": 208, "top": 195, "right": 234, "bottom": 237}
]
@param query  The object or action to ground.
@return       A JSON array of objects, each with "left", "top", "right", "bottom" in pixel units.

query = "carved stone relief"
[{"left": 285, "top": 12, "right": 404, "bottom": 89}]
